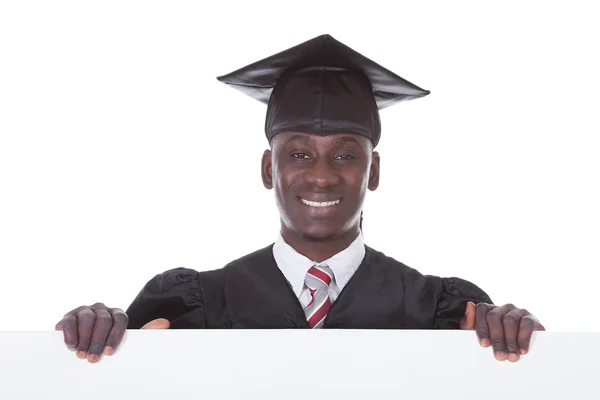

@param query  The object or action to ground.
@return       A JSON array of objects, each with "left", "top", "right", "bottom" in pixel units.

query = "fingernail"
[
  {"left": 67, "top": 346, "right": 77, "bottom": 352},
  {"left": 87, "top": 354, "right": 100, "bottom": 363},
  {"left": 494, "top": 351, "right": 507, "bottom": 361},
  {"left": 103, "top": 346, "right": 113, "bottom": 356},
  {"left": 520, "top": 348, "right": 528, "bottom": 355},
  {"left": 479, "top": 338, "right": 491, "bottom": 347},
  {"left": 76, "top": 351, "right": 87, "bottom": 359},
  {"left": 507, "top": 353, "right": 520, "bottom": 362}
]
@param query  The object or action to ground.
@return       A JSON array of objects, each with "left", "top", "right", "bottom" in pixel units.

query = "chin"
[
  {"left": 301, "top": 232, "right": 338, "bottom": 243},
  {"left": 297, "top": 220, "right": 345, "bottom": 243}
]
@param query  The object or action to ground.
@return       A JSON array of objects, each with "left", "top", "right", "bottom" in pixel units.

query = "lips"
[
  {"left": 301, "top": 198, "right": 341, "bottom": 207},
  {"left": 298, "top": 195, "right": 343, "bottom": 208}
]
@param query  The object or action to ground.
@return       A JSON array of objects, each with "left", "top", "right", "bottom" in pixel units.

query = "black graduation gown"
[{"left": 126, "top": 245, "right": 492, "bottom": 329}]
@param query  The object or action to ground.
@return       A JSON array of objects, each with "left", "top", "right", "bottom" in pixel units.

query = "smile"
[{"left": 300, "top": 198, "right": 341, "bottom": 208}]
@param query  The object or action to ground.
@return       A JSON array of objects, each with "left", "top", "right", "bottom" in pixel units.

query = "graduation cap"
[{"left": 216, "top": 34, "right": 430, "bottom": 147}]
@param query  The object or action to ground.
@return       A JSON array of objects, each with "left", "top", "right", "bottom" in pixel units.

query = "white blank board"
[{"left": 0, "top": 330, "right": 597, "bottom": 399}]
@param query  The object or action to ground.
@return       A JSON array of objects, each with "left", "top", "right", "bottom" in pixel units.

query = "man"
[{"left": 56, "top": 34, "right": 545, "bottom": 364}]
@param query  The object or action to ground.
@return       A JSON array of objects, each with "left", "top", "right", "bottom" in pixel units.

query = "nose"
[{"left": 303, "top": 158, "right": 341, "bottom": 189}]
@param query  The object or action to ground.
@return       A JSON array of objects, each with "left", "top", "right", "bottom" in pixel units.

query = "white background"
[{"left": 0, "top": 1, "right": 598, "bottom": 331}]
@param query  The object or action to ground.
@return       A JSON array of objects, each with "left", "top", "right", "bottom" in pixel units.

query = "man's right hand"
[{"left": 55, "top": 303, "right": 170, "bottom": 363}]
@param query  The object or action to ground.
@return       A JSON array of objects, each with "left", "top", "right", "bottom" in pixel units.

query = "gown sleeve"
[
  {"left": 125, "top": 267, "right": 206, "bottom": 329},
  {"left": 433, "top": 277, "right": 493, "bottom": 329}
]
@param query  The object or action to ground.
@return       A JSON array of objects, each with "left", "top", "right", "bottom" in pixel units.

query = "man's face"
[{"left": 262, "top": 132, "right": 380, "bottom": 242}]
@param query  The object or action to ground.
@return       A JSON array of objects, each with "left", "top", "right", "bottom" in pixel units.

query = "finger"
[
  {"left": 502, "top": 309, "right": 529, "bottom": 362},
  {"left": 460, "top": 302, "right": 476, "bottom": 330},
  {"left": 475, "top": 303, "right": 495, "bottom": 347},
  {"left": 56, "top": 305, "right": 85, "bottom": 329},
  {"left": 486, "top": 303, "right": 517, "bottom": 361},
  {"left": 104, "top": 309, "right": 129, "bottom": 356},
  {"left": 86, "top": 308, "right": 113, "bottom": 363},
  {"left": 56, "top": 305, "right": 85, "bottom": 349},
  {"left": 518, "top": 314, "right": 543, "bottom": 354},
  {"left": 538, "top": 323, "right": 546, "bottom": 331},
  {"left": 58, "top": 314, "right": 79, "bottom": 351},
  {"left": 141, "top": 318, "right": 170, "bottom": 329},
  {"left": 75, "top": 308, "right": 96, "bottom": 359}
]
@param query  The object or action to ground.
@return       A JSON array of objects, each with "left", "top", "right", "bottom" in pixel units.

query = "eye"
[
  {"left": 291, "top": 153, "right": 311, "bottom": 159},
  {"left": 334, "top": 154, "right": 355, "bottom": 160}
]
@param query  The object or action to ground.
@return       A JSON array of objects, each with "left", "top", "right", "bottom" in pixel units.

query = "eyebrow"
[
  {"left": 331, "top": 136, "right": 361, "bottom": 145},
  {"left": 284, "top": 134, "right": 312, "bottom": 144}
]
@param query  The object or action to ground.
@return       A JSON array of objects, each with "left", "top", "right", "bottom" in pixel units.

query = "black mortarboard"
[{"left": 216, "top": 34, "right": 430, "bottom": 147}]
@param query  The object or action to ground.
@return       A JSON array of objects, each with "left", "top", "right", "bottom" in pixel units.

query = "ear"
[
  {"left": 368, "top": 151, "right": 380, "bottom": 191},
  {"left": 261, "top": 149, "right": 273, "bottom": 189}
]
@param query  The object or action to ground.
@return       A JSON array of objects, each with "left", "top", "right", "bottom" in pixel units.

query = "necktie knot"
[{"left": 305, "top": 265, "right": 333, "bottom": 290}]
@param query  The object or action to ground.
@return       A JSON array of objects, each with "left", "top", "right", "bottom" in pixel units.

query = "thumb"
[
  {"left": 141, "top": 318, "right": 170, "bottom": 329},
  {"left": 460, "top": 301, "right": 476, "bottom": 330}
]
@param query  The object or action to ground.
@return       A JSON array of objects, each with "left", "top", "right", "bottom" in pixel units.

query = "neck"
[{"left": 281, "top": 227, "right": 360, "bottom": 263}]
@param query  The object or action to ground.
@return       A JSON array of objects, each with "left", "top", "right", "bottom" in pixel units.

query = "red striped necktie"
[{"left": 304, "top": 265, "right": 333, "bottom": 329}]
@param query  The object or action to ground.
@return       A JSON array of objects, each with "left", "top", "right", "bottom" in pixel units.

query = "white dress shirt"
[{"left": 272, "top": 232, "right": 366, "bottom": 308}]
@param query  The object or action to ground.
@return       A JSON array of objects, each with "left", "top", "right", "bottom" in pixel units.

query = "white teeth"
[{"left": 301, "top": 198, "right": 341, "bottom": 207}]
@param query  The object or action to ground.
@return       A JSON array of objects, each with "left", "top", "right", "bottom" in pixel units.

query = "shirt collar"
[{"left": 272, "top": 232, "right": 366, "bottom": 298}]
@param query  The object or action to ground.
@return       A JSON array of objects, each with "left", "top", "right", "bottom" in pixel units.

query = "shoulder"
[
  {"left": 139, "top": 244, "right": 275, "bottom": 292},
  {"left": 365, "top": 245, "right": 432, "bottom": 282},
  {"left": 197, "top": 243, "right": 276, "bottom": 282},
  {"left": 364, "top": 246, "right": 490, "bottom": 301},
  {"left": 162, "top": 244, "right": 276, "bottom": 285},
  {"left": 364, "top": 246, "right": 446, "bottom": 298},
  {"left": 220, "top": 244, "right": 275, "bottom": 270},
  {"left": 138, "top": 267, "right": 201, "bottom": 296}
]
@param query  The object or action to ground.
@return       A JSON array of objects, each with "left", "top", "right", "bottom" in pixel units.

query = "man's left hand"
[{"left": 460, "top": 302, "right": 545, "bottom": 362}]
